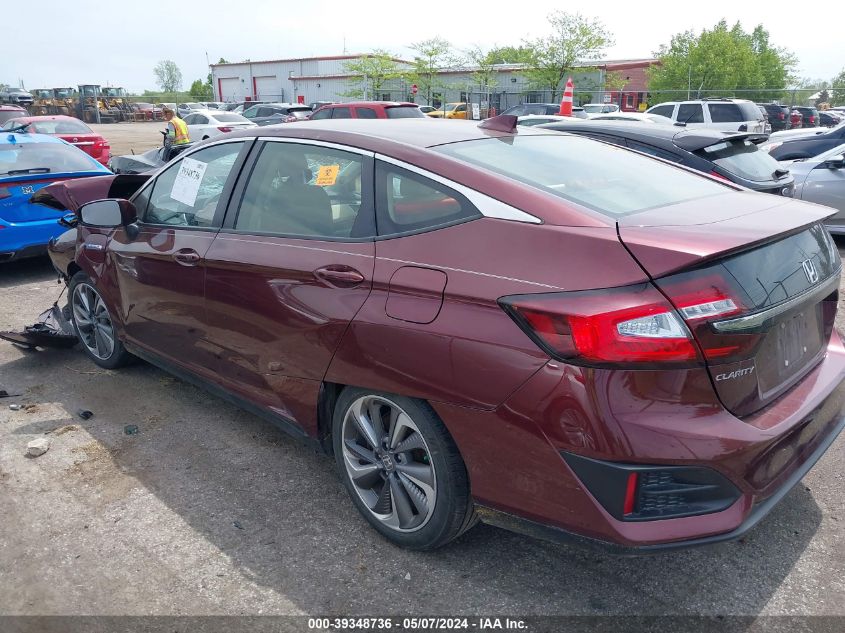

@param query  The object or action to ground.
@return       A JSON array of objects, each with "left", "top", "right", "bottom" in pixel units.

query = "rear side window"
[
  {"left": 677, "top": 104, "right": 704, "bottom": 123},
  {"left": 435, "top": 135, "right": 728, "bottom": 219},
  {"left": 626, "top": 140, "right": 680, "bottom": 162},
  {"left": 332, "top": 107, "right": 352, "bottom": 119},
  {"left": 375, "top": 162, "right": 480, "bottom": 236},
  {"left": 385, "top": 106, "right": 425, "bottom": 119},
  {"left": 708, "top": 103, "right": 743, "bottom": 123},
  {"left": 356, "top": 107, "right": 378, "bottom": 119}
]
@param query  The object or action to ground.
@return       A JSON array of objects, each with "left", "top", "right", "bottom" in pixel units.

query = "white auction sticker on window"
[{"left": 170, "top": 158, "right": 207, "bottom": 207}]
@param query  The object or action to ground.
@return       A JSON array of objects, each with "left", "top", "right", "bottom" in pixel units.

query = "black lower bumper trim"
[{"left": 477, "top": 413, "right": 845, "bottom": 555}]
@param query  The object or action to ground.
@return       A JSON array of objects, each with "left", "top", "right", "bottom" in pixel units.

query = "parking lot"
[{"left": 1, "top": 122, "right": 844, "bottom": 628}]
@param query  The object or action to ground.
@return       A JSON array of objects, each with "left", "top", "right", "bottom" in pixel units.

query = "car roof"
[
  {"left": 1, "top": 131, "right": 66, "bottom": 146},
  {"left": 4, "top": 115, "right": 80, "bottom": 122},
  {"left": 323, "top": 101, "right": 418, "bottom": 108},
  {"left": 206, "top": 118, "right": 555, "bottom": 151},
  {"left": 537, "top": 120, "right": 761, "bottom": 151},
  {"left": 0, "top": 105, "right": 27, "bottom": 111}
]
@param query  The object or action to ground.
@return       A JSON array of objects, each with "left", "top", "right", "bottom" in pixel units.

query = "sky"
[{"left": 2, "top": 0, "right": 842, "bottom": 93}]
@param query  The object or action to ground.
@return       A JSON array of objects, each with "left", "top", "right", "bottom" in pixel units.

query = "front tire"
[
  {"left": 69, "top": 271, "right": 133, "bottom": 369},
  {"left": 333, "top": 388, "right": 476, "bottom": 550}
]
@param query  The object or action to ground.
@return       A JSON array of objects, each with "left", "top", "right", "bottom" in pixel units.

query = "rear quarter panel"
[{"left": 326, "top": 218, "right": 649, "bottom": 409}]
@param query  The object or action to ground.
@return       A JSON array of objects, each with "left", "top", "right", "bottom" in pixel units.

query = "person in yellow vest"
[{"left": 162, "top": 107, "right": 190, "bottom": 145}]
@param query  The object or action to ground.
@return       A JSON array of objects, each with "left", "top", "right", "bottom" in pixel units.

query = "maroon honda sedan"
[{"left": 47, "top": 117, "right": 845, "bottom": 552}]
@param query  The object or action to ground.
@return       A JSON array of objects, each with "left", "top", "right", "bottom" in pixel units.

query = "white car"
[
  {"left": 645, "top": 98, "right": 766, "bottom": 133},
  {"left": 589, "top": 112, "right": 669, "bottom": 124},
  {"left": 582, "top": 103, "right": 620, "bottom": 114},
  {"left": 516, "top": 114, "right": 580, "bottom": 127},
  {"left": 183, "top": 110, "right": 257, "bottom": 140}
]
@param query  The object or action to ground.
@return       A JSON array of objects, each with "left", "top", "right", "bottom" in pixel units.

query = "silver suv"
[
  {"left": 0, "top": 88, "right": 33, "bottom": 106},
  {"left": 646, "top": 98, "right": 766, "bottom": 133}
]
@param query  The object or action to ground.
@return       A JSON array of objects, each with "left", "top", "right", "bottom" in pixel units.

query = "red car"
[
  {"left": 2, "top": 115, "right": 110, "bottom": 166},
  {"left": 0, "top": 104, "right": 27, "bottom": 126},
  {"left": 44, "top": 118, "right": 845, "bottom": 552},
  {"left": 309, "top": 101, "right": 426, "bottom": 120}
]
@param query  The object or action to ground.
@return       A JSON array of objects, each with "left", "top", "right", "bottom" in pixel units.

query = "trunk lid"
[
  {"left": 0, "top": 174, "right": 102, "bottom": 222},
  {"left": 619, "top": 193, "right": 840, "bottom": 417},
  {"left": 56, "top": 133, "right": 107, "bottom": 160}
]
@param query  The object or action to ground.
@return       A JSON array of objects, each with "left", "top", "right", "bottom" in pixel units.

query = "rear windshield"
[
  {"left": 386, "top": 106, "right": 425, "bottom": 119},
  {"left": 696, "top": 139, "right": 782, "bottom": 182},
  {"left": 29, "top": 119, "right": 92, "bottom": 134},
  {"left": 0, "top": 141, "right": 99, "bottom": 175},
  {"left": 0, "top": 111, "right": 24, "bottom": 125},
  {"left": 214, "top": 113, "right": 249, "bottom": 123},
  {"left": 434, "top": 135, "right": 728, "bottom": 218}
]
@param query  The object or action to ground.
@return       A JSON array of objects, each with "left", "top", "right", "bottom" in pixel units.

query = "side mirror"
[
  {"left": 824, "top": 154, "right": 845, "bottom": 169},
  {"left": 79, "top": 199, "right": 137, "bottom": 228}
]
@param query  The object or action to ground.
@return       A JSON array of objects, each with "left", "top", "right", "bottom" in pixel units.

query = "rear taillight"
[
  {"left": 500, "top": 283, "right": 701, "bottom": 366},
  {"left": 656, "top": 269, "right": 761, "bottom": 362},
  {"left": 217, "top": 126, "right": 233, "bottom": 133},
  {"left": 502, "top": 270, "right": 758, "bottom": 367},
  {"left": 779, "top": 112, "right": 785, "bottom": 120}
]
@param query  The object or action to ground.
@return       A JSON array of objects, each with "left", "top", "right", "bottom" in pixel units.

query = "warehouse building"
[{"left": 210, "top": 55, "right": 657, "bottom": 113}]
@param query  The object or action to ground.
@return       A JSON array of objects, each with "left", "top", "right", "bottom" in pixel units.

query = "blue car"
[{"left": 1, "top": 130, "right": 110, "bottom": 262}]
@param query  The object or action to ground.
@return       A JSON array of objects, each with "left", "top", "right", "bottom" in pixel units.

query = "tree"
[
  {"left": 189, "top": 79, "right": 212, "bottom": 99},
  {"left": 465, "top": 46, "right": 500, "bottom": 94},
  {"left": 406, "top": 37, "right": 459, "bottom": 105},
  {"left": 521, "top": 11, "right": 614, "bottom": 101},
  {"left": 832, "top": 69, "right": 845, "bottom": 106},
  {"left": 647, "top": 22, "right": 795, "bottom": 104},
  {"left": 153, "top": 60, "right": 183, "bottom": 93},
  {"left": 343, "top": 50, "right": 403, "bottom": 99},
  {"left": 604, "top": 70, "right": 628, "bottom": 105},
  {"left": 486, "top": 46, "right": 534, "bottom": 65}
]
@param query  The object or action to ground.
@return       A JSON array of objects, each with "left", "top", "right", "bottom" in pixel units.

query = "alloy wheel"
[
  {"left": 341, "top": 395, "right": 437, "bottom": 532},
  {"left": 71, "top": 282, "right": 115, "bottom": 360}
]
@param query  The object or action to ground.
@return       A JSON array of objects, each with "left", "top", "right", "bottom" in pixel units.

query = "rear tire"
[
  {"left": 68, "top": 271, "right": 133, "bottom": 369},
  {"left": 333, "top": 388, "right": 476, "bottom": 550}
]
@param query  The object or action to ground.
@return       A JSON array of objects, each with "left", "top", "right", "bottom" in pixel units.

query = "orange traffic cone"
[{"left": 558, "top": 77, "right": 574, "bottom": 116}]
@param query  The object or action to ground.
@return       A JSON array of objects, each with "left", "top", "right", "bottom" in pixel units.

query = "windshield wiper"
[{"left": 1, "top": 167, "right": 52, "bottom": 176}]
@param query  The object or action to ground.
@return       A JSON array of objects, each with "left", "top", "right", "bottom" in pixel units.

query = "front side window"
[
  {"left": 648, "top": 104, "right": 674, "bottom": 119},
  {"left": 310, "top": 108, "right": 332, "bottom": 120},
  {"left": 140, "top": 142, "right": 244, "bottom": 227},
  {"left": 376, "top": 163, "right": 480, "bottom": 236},
  {"left": 242, "top": 105, "right": 259, "bottom": 118},
  {"left": 331, "top": 107, "right": 352, "bottom": 119},
  {"left": 234, "top": 142, "right": 373, "bottom": 239}
]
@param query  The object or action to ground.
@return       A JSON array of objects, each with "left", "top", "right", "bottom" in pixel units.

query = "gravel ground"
[
  {"left": 0, "top": 244, "right": 844, "bottom": 624},
  {"left": 90, "top": 121, "right": 169, "bottom": 157}
]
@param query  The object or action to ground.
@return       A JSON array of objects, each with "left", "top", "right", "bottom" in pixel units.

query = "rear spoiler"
[{"left": 674, "top": 132, "right": 770, "bottom": 152}]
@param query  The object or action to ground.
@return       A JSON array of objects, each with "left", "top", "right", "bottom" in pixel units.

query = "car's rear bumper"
[
  {"left": 435, "top": 331, "right": 845, "bottom": 550},
  {"left": 0, "top": 217, "right": 64, "bottom": 262},
  {"left": 476, "top": 410, "right": 845, "bottom": 554}
]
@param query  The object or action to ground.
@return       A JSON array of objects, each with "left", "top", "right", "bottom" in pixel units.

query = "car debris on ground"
[{"left": 26, "top": 438, "right": 50, "bottom": 457}]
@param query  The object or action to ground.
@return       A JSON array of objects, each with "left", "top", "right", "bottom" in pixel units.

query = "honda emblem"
[{"left": 802, "top": 259, "right": 819, "bottom": 284}]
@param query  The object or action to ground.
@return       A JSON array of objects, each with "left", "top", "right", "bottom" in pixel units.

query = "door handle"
[
  {"left": 173, "top": 249, "right": 201, "bottom": 266},
  {"left": 314, "top": 265, "right": 365, "bottom": 287}
]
